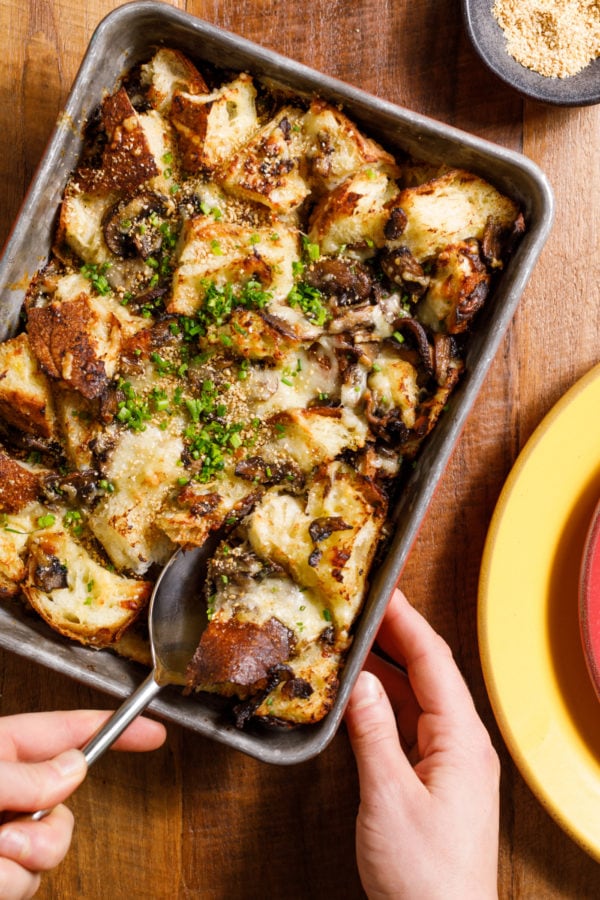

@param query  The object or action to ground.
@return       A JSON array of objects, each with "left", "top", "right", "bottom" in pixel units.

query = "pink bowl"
[{"left": 579, "top": 497, "right": 600, "bottom": 701}]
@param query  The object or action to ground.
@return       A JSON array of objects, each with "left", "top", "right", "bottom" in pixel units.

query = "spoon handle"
[
  {"left": 22, "top": 672, "right": 163, "bottom": 823},
  {"left": 82, "top": 671, "right": 163, "bottom": 766}
]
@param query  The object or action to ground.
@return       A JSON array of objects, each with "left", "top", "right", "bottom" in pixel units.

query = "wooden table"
[{"left": 1, "top": 1, "right": 599, "bottom": 896}]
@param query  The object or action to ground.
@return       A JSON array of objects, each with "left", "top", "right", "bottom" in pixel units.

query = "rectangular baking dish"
[{"left": 0, "top": 0, "right": 554, "bottom": 764}]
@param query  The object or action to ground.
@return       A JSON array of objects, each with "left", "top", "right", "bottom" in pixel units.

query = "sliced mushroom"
[
  {"left": 123, "top": 285, "right": 169, "bottom": 316},
  {"left": 189, "top": 492, "right": 222, "bottom": 517},
  {"left": 364, "top": 393, "right": 411, "bottom": 445},
  {"left": 102, "top": 192, "right": 168, "bottom": 259},
  {"left": 235, "top": 456, "right": 305, "bottom": 492},
  {"left": 387, "top": 316, "right": 434, "bottom": 376},
  {"left": 205, "top": 541, "right": 266, "bottom": 599},
  {"left": 31, "top": 553, "right": 69, "bottom": 593},
  {"left": 308, "top": 516, "right": 352, "bottom": 543},
  {"left": 0, "top": 419, "right": 64, "bottom": 467},
  {"left": 327, "top": 304, "right": 376, "bottom": 334},
  {"left": 482, "top": 212, "right": 526, "bottom": 269},
  {"left": 243, "top": 367, "right": 280, "bottom": 403},
  {"left": 304, "top": 257, "right": 373, "bottom": 307},
  {"left": 400, "top": 360, "right": 464, "bottom": 459},
  {"left": 433, "top": 333, "right": 457, "bottom": 387},
  {"left": 380, "top": 246, "right": 430, "bottom": 297},
  {"left": 280, "top": 677, "right": 314, "bottom": 700},
  {"left": 383, "top": 206, "right": 407, "bottom": 240},
  {"left": 88, "top": 432, "right": 117, "bottom": 466},
  {"left": 41, "top": 469, "right": 104, "bottom": 506}
]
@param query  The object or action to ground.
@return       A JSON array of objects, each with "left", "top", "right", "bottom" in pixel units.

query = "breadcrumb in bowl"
[{"left": 462, "top": 0, "right": 600, "bottom": 106}]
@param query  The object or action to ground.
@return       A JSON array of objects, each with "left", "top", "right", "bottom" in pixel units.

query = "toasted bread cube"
[
  {"left": 366, "top": 351, "right": 420, "bottom": 428},
  {"left": 417, "top": 239, "right": 491, "bottom": 333},
  {"left": 75, "top": 88, "right": 176, "bottom": 197},
  {"left": 56, "top": 185, "right": 115, "bottom": 264},
  {"left": 308, "top": 167, "right": 400, "bottom": 257},
  {"left": 140, "top": 48, "right": 209, "bottom": 114},
  {"left": 171, "top": 73, "right": 258, "bottom": 173},
  {"left": 251, "top": 345, "right": 343, "bottom": 418},
  {"left": 202, "top": 309, "right": 294, "bottom": 362},
  {"left": 51, "top": 273, "right": 151, "bottom": 344},
  {"left": 0, "top": 502, "right": 46, "bottom": 598},
  {"left": 168, "top": 217, "right": 299, "bottom": 316},
  {"left": 86, "top": 87, "right": 160, "bottom": 193},
  {"left": 0, "top": 333, "right": 57, "bottom": 438},
  {"left": 87, "top": 425, "right": 182, "bottom": 575},
  {"left": 187, "top": 612, "right": 295, "bottom": 699},
  {"left": 304, "top": 99, "right": 399, "bottom": 193},
  {"left": 387, "top": 169, "right": 521, "bottom": 262},
  {"left": 190, "top": 604, "right": 341, "bottom": 724},
  {"left": 53, "top": 387, "right": 103, "bottom": 471},
  {"left": 185, "top": 538, "right": 341, "bottom": 723},
  {"left": 246, "top": 461, "right": 386, "bottom": 635},
  {"left": 219, "top": 107, "right": 310, "bottom": 215},
  {"left": 266, "top": 407, "right": 368, "bottom": 471},
  {"left": 27, "top": 292, "right": 123, "bottom": 400},
  {"left": 0, "top": 452, "right": 45, "bottom": 513},
  {"left": 253, "top": 640, "right": 342, "bottom": 724},
  {"left": 156, "top": 475, "right": 262, "bottom": 548},
  {"left": 22, "top": 526, "right": 151, "bottom": 646},
  {"left": 136, "top": 110, "right": 179, "bottom": 196}
]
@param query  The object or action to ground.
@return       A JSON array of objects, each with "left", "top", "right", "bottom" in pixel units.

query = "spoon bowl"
[{"left": 80, "top": 544, "right": 210, "bottom": 765}]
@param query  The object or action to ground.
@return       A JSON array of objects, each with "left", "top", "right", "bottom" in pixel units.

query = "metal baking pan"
[{"left": 0, "top": 0, "right": 554, "bottom": 764}]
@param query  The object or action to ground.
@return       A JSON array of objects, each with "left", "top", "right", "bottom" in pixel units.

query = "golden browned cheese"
[{"left": 0, "top": 48, "right": 525, "bottom": 727}]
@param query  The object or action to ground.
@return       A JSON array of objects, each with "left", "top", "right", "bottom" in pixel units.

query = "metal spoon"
[{"left": 27, "top": 544, "right": 209, "bottom": 821}]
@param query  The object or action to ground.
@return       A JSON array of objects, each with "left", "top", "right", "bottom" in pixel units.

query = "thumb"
[
  {"left": 345, "top": 671, "right": 415, "bottom": 798},
  {"left": 0, "top": 749, "right": 87, "bottom": 813}
]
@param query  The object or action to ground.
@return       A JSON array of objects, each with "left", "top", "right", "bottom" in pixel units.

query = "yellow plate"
[{"left": 479, "top": 363, "right": 600, "bottom": 861}]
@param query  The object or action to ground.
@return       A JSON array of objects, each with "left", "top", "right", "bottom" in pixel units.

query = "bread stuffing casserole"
[{"left": 0, "top": 48, "right": 525, "bottom": 727}]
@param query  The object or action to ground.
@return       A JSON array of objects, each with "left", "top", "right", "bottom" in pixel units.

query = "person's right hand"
[
  {"left": 0, "top": 709, "right": 166, "bottom": 900},
  {"left": 345, "top": 589, "right": 500, "bottom": 900}
]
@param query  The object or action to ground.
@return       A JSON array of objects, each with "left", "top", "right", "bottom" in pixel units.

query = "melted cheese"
[{"left": 88, "top": 425, "right": 182, "bottom": 574}]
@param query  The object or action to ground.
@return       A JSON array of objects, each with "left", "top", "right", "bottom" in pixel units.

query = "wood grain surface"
[{"left": 1, "top": 1, "right": 599, "bottom": 897}]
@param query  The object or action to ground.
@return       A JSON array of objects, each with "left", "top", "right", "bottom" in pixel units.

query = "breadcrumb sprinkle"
[{"left": 492, "top": 0, "right": 600, "bottom": 78}]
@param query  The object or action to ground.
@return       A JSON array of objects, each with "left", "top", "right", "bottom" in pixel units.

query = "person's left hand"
[{"left": 0, "top": 709, "right": 166, "bottom": 900}]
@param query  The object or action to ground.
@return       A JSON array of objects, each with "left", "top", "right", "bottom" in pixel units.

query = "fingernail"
[
  {"left": 51, "top": 748, "right": 87, "bottom": 778},
  {"left": 350, "top": 671, "right": 382, "bottom": 710},
  {"left": 0, "top": 827, "right": 29, "bottom": 860}
]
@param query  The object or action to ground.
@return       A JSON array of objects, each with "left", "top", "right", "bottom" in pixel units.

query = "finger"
[
  {"left": 376, "top": 590, "right": 478, "bottom": 732},
  {"left": 0, "top": 750, "right": 87, "bottom": 812},
  {"left": 345, "top": 670, "right": 423, "bottom": 805},
  {"left": 0, "top": 711, "right": 167, "bottom": 762},
  {"left": 363, "top": 652, "right": 421, "bottom": 749},
  {"left": 0, "top": 858, "right": 40, "bottom": 900},
  {"left": 0, "top": 804, "right": 74, "bottom": 872}
]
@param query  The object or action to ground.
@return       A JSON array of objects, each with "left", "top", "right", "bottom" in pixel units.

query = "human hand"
[
  {"left": 0, "top": 709, "right": 166, "bottom": 900},
  {"left": 345, "top": 589, "right": 499, "bottom": 900}
]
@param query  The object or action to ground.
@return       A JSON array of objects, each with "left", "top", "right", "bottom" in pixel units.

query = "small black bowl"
[{"left": 462, "top": 0, "right": 600, "bottom": 106}]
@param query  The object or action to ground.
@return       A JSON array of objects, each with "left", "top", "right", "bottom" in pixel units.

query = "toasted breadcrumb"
[{"left": 492, "top": 0, "right": 600, "bottom": 78}]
